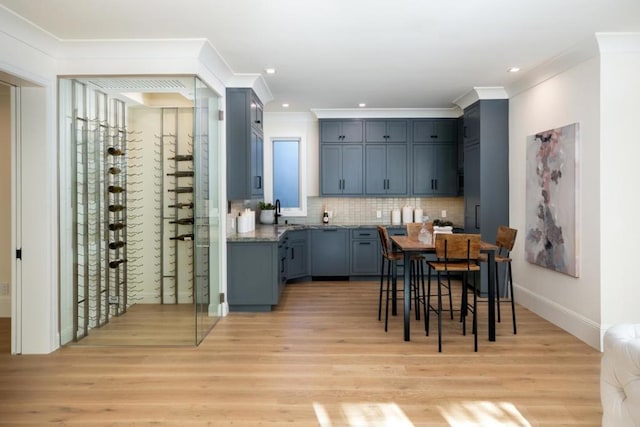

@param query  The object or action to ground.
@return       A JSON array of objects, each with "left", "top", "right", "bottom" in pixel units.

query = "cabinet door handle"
[
  {"left": 464, "top": 126, "right": 467, "bottom": 138},
  {"left": 431, "top": 134, "right": 437, "bottom": 138},
  {"left": 431, "top": 179, "right": 434, "bottom": 190},
  {"left": 359, "top": 242, "right": 371, "bottom": 245},
  {"left": 291, "top": 248, "right": 295, "bottom": 259},
  {"left": 475, "top": 204, "right": 480, "bottom": 229},
  {"left": 323, "top": 229, "right": 338, "bottom": 232}
]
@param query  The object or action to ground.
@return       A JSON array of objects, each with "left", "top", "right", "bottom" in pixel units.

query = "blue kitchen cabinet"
[
  {"left": 310, "top": 228, "right": 350, "bottom": 276},
  {"left": 227, "top": 241, "right": 279, "bottom": 311},
  {"left": 320, "top": 120, "right": 363, "bottom": 143},
  {"left": 320, "top": 144, "right": 363, "bottom": 196},
  {"left": 365, "top": 120, "right": 407, "bottom": 143},
  {"left": 227, "top": 88, "right": 263, "bottom": 200},
  {"left": 287, "top": 230, "right": 309, "bottom": 280},
  {"left": 365, "top": 144, "right": 408, "bottom": 195},
  {"left": 412, "top": 142, "right": 458, "bottom": 196},
  {"left": 350, "top": 228, "right": 380, "bottom": 276},
  {"left": 412, "top": 119, "right": 457, "bottom": 143}
]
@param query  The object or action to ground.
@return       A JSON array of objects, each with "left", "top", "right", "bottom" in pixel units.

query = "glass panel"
[
  {"left": 193, "top": 76, "right": 219, "bottom": 344},
  {"left": 273, "top": 139, "right": 300, "bottom": 208},
  {"left": 59, "top": 75, "right": 220, "bottom": 347}
]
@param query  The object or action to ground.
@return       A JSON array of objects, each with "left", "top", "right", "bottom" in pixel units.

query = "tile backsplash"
[{"left": 229, "top": 196, "right": 464, "bottom": 228}]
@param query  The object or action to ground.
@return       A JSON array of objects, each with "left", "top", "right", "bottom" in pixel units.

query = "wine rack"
[
  {"left": 71, "top": 80, "right": 133, "bottom": 341},
  {"left": 160, "top": 108, "right": 194, "bottom": 304}
]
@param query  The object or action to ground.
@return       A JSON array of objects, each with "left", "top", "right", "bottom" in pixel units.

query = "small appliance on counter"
[
  {"left": 237, "top": 208, "right": 256, "bottom": 233},
  {"left": 402, "top": 205, "right": 413, "bottom": 224},
  {"left": 391, "top": 208, "right": 401, "bottom": 225}
]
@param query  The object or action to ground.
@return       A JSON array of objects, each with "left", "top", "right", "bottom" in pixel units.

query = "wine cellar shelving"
[{"left": 71, "top": 81, "right": 136, "bottom": 341}]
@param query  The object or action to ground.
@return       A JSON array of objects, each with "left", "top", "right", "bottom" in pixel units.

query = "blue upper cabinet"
[
  {"left": 365, "top": 120, "right": 407, "bottom": 143},
  {"left": 365, "top": 144, "right": 408, "bottom": 196},
  {"left": 320, "top": 120, "right": 363, "bottom": 143},
  {"left": 227, "top": 88, "right": 264, "bottom": 200},
  {"left": 413, "top": 119, "right": 457, "bottom": 143},
  {"left": 320, "top": 144, "right": 364, "bottom": 196}
]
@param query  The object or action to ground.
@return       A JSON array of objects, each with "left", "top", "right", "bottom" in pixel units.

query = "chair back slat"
[
  {"left": 496, "top": 225, "right": 517, "bottom": 252},
  {"left": 377, "top": 226, "right": 392, "bottom": 257},
  {"left": 434, "top": 233, "right": 480, "bottom": 261}
]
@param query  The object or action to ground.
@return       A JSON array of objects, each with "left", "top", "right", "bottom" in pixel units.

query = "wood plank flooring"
[
  {"left": 71, "top": 304, "right": 201, "bottom": 347},
  {"left": 0, "top": 280, "right": 602, "bottom": 426}
]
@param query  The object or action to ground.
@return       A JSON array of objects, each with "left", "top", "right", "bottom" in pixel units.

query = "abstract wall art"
[{"left": 525, "top": 123, "right": 579, "bottom": 277}]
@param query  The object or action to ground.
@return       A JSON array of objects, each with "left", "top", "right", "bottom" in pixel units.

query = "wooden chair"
[
  {"left": 406, "top": 222, "right": 455, "bottom": 321},
  {"left": 426, "top": 233, "right": 481, "bottom": 352},
  {"left": 377, "top": 226, "right": 403, "bottom": 331},
  {"left": 478, "top": 225, "right": 518, "bottom": 334},
  {"left": 377, "top": 226, "right": 422, "bottom": 332}
]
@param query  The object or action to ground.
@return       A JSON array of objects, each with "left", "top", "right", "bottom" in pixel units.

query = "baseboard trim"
[{"left": 515, "top": 284, "right": 603, "bottom": 351}]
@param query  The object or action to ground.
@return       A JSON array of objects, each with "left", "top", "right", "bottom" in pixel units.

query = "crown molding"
[
  {"left": 505, "top": 36, "right": 600, "bottom": 99},
  {"left": 596, "top": 32, "right": 640, "bottom": 53},
  {"left": 310, "top": 107, "right": 462, "bottom": 119},
  {"left": 452, "top": 87, "right": 508, "bottom": 110}
]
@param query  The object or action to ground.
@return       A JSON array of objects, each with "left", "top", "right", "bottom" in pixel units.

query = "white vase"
[{"left": 260, "top": 209, "right": 275, "bottom": 224}]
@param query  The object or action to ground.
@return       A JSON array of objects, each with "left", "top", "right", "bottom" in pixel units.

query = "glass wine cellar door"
[{"left": 59, "top": 76, "right": 220, "bottom": 346}]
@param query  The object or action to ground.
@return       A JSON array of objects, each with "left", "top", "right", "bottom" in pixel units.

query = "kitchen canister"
[
  {"left": 391, "top": 208, "right": 401, "bottom": 225},
  {"left": 402, "top": 205, "right": 413, "bottom": 224},
  {"left": 414, "top": 207, "right": 423, "bottom": 223}
]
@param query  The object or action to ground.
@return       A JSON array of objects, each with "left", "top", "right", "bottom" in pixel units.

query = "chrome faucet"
[{"left": 274, "top": 199, "right": 282, "bottom": 225}]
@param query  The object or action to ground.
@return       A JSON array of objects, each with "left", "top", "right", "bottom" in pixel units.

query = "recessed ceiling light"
[
  {"left": 508, "top": 67, "right": 520, "bottom": 73},
  {"left": 358, "top": 103, "right": 366, "bottom": 108},
  {"left": 265, "top": 68, "right": 276, "bottom": 74},
  {"left": 282, "top": 103, "right": 289, "bottom": 108}
]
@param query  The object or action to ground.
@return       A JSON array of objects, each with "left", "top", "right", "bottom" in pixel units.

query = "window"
[{"left": 272, "top": 138, "right": 306, "bottom": 216}]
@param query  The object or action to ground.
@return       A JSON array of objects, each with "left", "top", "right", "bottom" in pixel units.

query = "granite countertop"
[{"left": 227, "top": 223, "right": 408, "bottom": 242}]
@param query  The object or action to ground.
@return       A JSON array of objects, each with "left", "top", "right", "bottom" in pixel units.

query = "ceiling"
[{"left": 2, "top": 0, "right": 640, "bottom": 112}]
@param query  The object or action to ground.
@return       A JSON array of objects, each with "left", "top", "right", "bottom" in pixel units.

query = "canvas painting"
[{"left": 525, "top": 123, "right": 579, "bottom": 277}]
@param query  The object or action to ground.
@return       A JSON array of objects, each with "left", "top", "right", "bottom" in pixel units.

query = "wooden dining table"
[{"left": 390, "top": 235, "right": 499, "bottom": 342}]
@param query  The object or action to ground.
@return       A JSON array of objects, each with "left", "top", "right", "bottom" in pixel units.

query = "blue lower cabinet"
[
  {"left": 350, "top": 228, "right": 380, "bottom": 276},
  {"left": 227, "top": 241, "right": 279, "bottom": 311},
  {"left": 310, "top": 228, "right": 350, "bottom": 276}
]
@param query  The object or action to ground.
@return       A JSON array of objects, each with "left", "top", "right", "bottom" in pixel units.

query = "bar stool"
[
  {"left": 426, "top": 233, "right": 481, "bottom": 352},
  {"left": 478, "top": 225, "right": 518, "bottom": 334},
  {"left": 376, "top": 226, "right": 422, "bottom": 331}
]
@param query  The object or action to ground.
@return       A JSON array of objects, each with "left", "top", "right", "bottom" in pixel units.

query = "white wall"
[
  {"left": 598, "top": 34, "right": 640, "bottom": 334},
  {"left": 263, "top": 112, "right": 320, "bottom": 198},
  {"left": 0, "top": 84, "right": 10, "bottom": 317},
  {"left": 509, "top": 56, "right": 602, "bottom": 348},
  {"left": 1, "top": 7, "right": 59, "bottom": 354}
]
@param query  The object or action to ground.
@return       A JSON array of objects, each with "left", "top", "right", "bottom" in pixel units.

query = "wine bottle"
[
  {"left": 108, "top": 259, "right": 127, "bottom": 268},
  {"left": 108, "top": 185, "right": 125, "bottom": 193},
  {"left": 168, "top": 187, "right": 193, "bottom": 194},
  {"left": 168, "top": 154, "right": 193, "bottom": 161},
  {"left": 170, "top": 233, "right": 194, "bottom": 241},
  {"left": 168, "top": 202, "right": 193, "bottom": 209},
  {"left": 108, "top": 204, "right": 125, "bottom": 212},
  {"left": 108, "top": 241, "right": 126, "bottom": 250},
  {"left": 169, "top": 217, "right": 194, "bottom": 225},
  {"left": 108, "top": 223, "right": 125, "bottom": 231},
  {"left": 107, "top": 147, "right": 124, "bottom": 156},
  {"left": 166, "top": 171, "right": 194, "bottom": 177},
  {"left": 108, "top": 167, "right": 121, "bottom": 175}
]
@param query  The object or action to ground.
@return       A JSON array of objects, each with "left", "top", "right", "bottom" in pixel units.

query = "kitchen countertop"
[{"left": 227, "top": 223, "right": 408, "bottom": 242}]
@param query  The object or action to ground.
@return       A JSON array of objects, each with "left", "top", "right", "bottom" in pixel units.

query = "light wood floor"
[
  {"left": 71, "top": 303, "right": 205, "bottom": 347},
  {"left": 0, "top": 280, "right": 602, "bottom": 426}
]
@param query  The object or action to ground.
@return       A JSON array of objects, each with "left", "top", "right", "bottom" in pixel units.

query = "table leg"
[
  {"left": 391, "top": 261, "right": 397, "bottom": 316},
  {"left": 404, "top": 251, "right": 411, "bottom": 341},
  {"left": 487, "top": 249, "right": 496, "bottom": 342}
]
